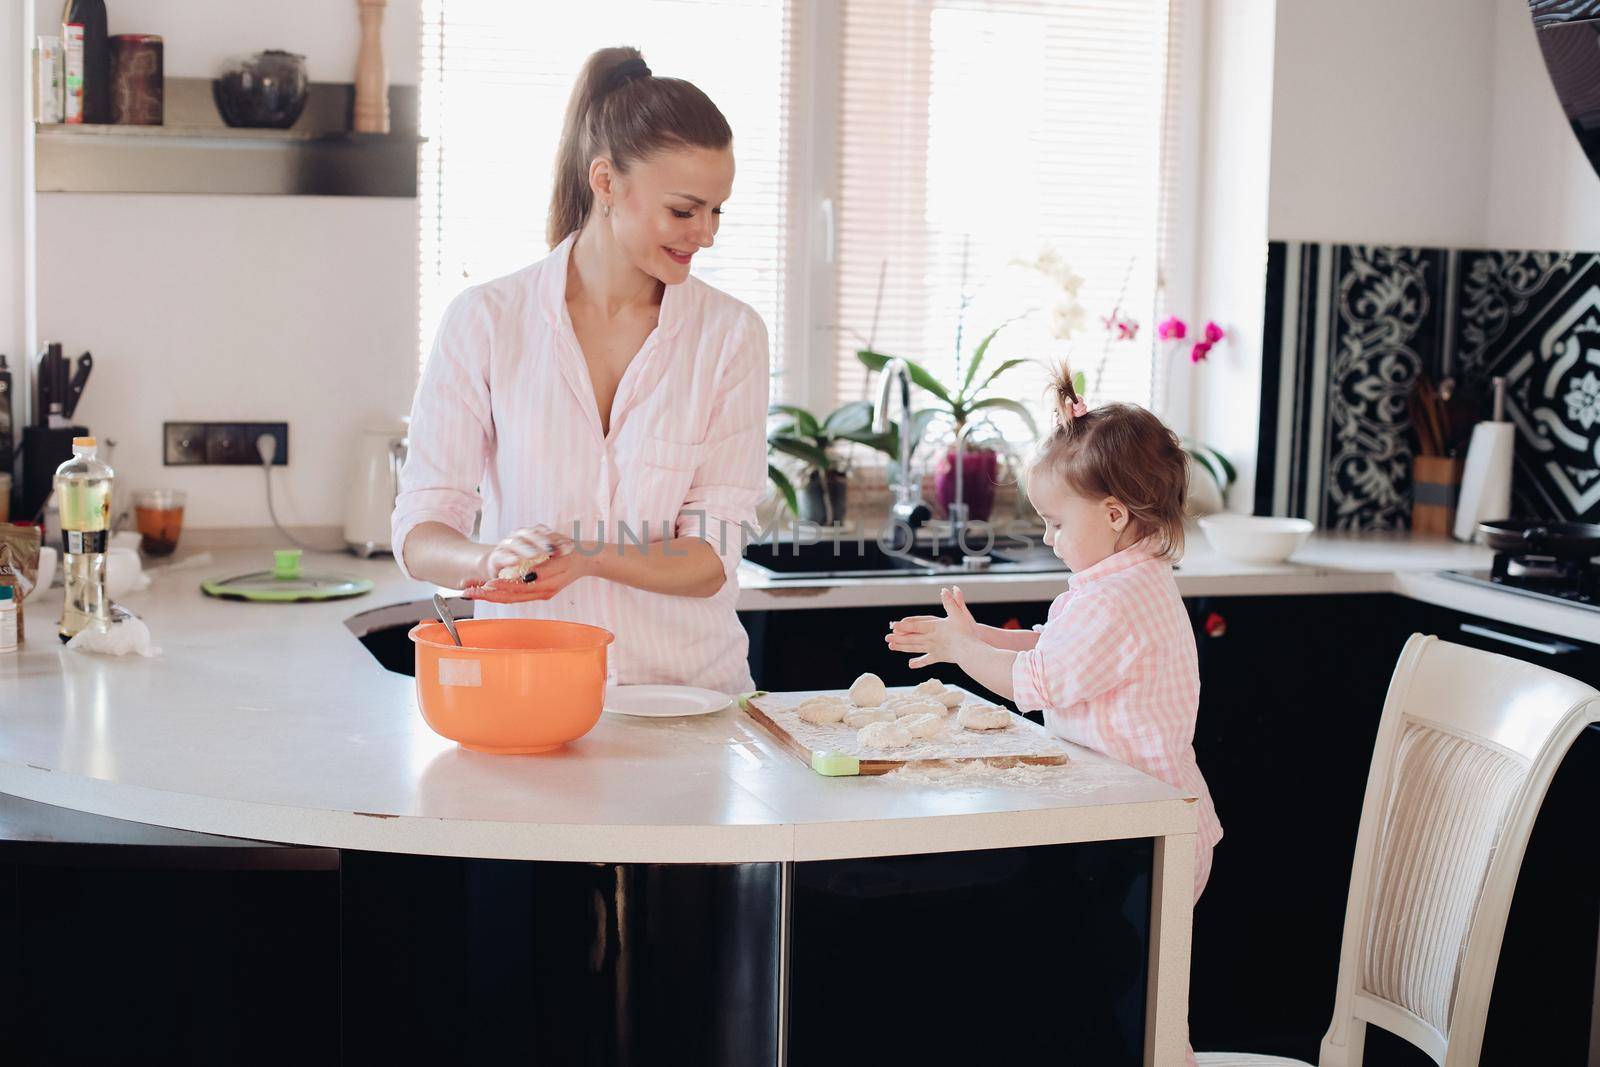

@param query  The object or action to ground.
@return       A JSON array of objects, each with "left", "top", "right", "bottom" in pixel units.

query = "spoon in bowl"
[{"left": 432, "top": 593, "right": 463, "bottom": 647}]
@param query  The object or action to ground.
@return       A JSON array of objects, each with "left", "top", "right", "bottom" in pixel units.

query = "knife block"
[
  {"left": 1412, "top": 455, "right": 1464, "bottom": 537},
  {"left": 18, "top": 424, "right": 87, "bottom": 525}
]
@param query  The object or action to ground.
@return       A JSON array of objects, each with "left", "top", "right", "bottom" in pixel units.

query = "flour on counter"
[{"left": 883, "top": 755, "right": 1143, "bottom": 797}]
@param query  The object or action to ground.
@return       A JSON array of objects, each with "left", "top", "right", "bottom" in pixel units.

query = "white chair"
[{"left": 1197, "top": 633, "right": 1600, "bottom": 1067}]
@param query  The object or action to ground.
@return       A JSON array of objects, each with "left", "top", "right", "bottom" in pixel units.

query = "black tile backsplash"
[{"left": 1257, "top": 241, "right": 1600, "bottom": 529}]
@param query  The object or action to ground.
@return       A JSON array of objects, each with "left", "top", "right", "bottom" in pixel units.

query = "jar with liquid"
[{"left": 55, "top": 435, "right": 113, "bottom": 641}]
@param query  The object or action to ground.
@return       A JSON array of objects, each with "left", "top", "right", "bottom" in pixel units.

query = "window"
[
  {"left": 418, "top": 0, "right": 793, "bottom": 376},
  {"left": 828, "top": 0, "right": 1176, "bottom": 435},
  {"left": 418, "top": 0, "right": 1179, "bottom": 435}
]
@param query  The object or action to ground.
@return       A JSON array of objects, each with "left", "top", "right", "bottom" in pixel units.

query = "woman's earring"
[{"left": 603, "top": 203, "right": 611, "bottom": 218}]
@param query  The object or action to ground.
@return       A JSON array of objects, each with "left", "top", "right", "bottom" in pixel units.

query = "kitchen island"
[
  {"left": 3, "top": 530, "right": 1593, "bottom": 1065},
  {"left": 0, "top": 549, "right": 1197, "bottom": 1066}
]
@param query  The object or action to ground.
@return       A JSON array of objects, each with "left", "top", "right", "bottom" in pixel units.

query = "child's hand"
[{"left": 885, "top": 586, "right": 981, "bottom": 669}]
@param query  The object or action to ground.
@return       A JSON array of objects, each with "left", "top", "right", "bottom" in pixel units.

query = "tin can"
[{"left": 110, "top": 34, "right": 163, "bottom": 125}]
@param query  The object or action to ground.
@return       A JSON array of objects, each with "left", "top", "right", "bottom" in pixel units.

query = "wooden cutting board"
[{"left": 740, "top": 687, "right": 1072, "bottom": 776}]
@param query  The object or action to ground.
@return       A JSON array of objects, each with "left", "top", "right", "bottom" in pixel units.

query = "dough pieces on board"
[
  {"left": 849, "top": 672, "right": 888, "bottom": 707},
  {"left": 898, "top": 712, "right": 945, "bottom": 739},
  {"left": 957, "top": 703, "right": 1013, "bottom": 731},
  {"left": 913, "top": 677, "right": 965, "bottom": 708},
  {"left": 856, "top": 720, "right": 913, "bottom": 749},
  {"left": 843, "top": 705, "right": 898, "bottom": 729},
  {"left": 796, "top": 695, "right": 848, "bottom": 725},
  {"left": 496, "top": 553, "right": 550, "bottom": 581},
  {"left": 888, "top": 696, "right": 945, "bottom": 719}
]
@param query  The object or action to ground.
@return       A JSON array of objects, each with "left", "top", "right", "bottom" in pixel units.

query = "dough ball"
[
  {"left": 849, "top": 672, "right": 888, "bottom": 707},
  {"left": 843, "top": 705, "right": 898, "bottom": 729},
  {"left": 796, "top": 695, "right": 847, "bottom": 725},
  {"left": 890, "top": 697, "right": 945, "bottom": 719},
  {"left": 898, "top": 712, "right": 945, "bottom": 739},
  {"left": 957, "top": 703, "right": 1013, "bottom": 731},
  {"left": 856, "top": 720, "right": 913, "bottom": 749},
  {"left": 909, "top": 677, "right": 964, "bottom": 707},
  {"left": 496, "top": 553, "right": 550, "bottom": 582}
]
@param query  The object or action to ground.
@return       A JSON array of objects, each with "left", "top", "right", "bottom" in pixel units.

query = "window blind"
[
  {"left": 418, "top": 0, "right": 793, "bottom": 380},
  {"left": 832, "top": 0, "right": 1173, "bottom": 436}
]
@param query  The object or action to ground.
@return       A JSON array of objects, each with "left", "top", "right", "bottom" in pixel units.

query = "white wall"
[
  {"left": 1186, "top": 0, "right": 1276, "bottom": 513},
  {"left": 4, "top": 5, "right": 34, "bottom": 423},
  {"left": 1267, "top": 0, "right": 1496, "bottom": 248},
  {"left": 1265, "top": 0, "right": 1600, "bottom": 251},
  {"left": 1484, "top": 0, "right": 1600, "bottom": 250},
  {"left": 29, "top": 0, "right": 420, "bottom": 535}
]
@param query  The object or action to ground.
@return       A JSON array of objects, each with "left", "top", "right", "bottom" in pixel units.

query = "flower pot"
[
  {"left": 798, "top": 469, "right": 848, "bottom": 525},
  {"left": 934, "top": 447, "right": 999, "bottom": 521}
]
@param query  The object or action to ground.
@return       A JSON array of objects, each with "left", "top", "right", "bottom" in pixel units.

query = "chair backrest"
[{"left": 1318, "top": 633, "right": 1600, "bottom": 1067}]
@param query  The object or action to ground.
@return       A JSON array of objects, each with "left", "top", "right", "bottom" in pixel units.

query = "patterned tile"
[
  {"left": 1453, "top": 251, "right": 1600, "bottom": 520},
  {"left": 1258, "top": 241, "right": 1600, "bottom": 528}
]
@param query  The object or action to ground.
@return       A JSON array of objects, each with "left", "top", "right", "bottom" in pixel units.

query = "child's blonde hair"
[{"left": 1028, "top": 360, "right": 1188, "bottom": 559}]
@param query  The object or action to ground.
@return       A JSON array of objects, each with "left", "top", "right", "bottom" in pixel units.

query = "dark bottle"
[
  {"left": 62, "top": 0, "right": 109, "bottom": 124},
  {"left": 0, "top": 355, "right": 11, "bottom": 490}
]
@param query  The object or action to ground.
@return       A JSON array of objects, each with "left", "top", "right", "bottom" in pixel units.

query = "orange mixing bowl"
[{"left": 409, "top": 618, "right": 615, "bottom": 754}]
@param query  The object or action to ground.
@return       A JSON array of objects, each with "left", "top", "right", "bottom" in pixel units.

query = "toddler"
[{"left": 886, "top": 363, "right": 1221, "bottom": 896}]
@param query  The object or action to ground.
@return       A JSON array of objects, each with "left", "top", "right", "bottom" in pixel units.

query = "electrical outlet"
[
  {"left": 164, "top": 422, "right": 206, "bottom": 465},
  {"left": 247, "top": 422, "right": 289, "bottom": 465},
  {"left": 164, "top": 421, "right": 288, "bottom": 465}
]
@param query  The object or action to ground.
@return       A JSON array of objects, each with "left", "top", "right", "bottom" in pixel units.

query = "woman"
[{"left": 393, "top": 46, "right": 767, "bottom": 696}]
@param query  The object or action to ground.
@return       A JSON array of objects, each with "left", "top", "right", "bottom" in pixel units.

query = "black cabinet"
[
  {"left": 1404, "top": 602, "right": 1600, "bottom": 1067},
  {"left": 740, "top": 598, "right": 1052, "bottom": 697},
  {"left": 1188, "top": 594, "right": 1600, "bottom": 1065},
  {"left": 1183, "top": 594, "right": 1423, "bottom": 1061},
  {"left": 0, "top": 795, "right": 340, "bottom": 1066}
]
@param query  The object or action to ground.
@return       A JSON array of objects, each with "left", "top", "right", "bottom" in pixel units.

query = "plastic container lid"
[
  {"left": 0, "top": 586, "right": 12, "bottom": 601},
  {"left": 200, "top": 549, "right": 374, "bottom": 603},
  {"left": 73, "top": 436, "right": 95, "bottom": 448}
]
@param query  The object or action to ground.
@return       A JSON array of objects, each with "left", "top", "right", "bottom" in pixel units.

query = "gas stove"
[{"left": 1442, "top": 551, "right": 1600, "bottom": 612}]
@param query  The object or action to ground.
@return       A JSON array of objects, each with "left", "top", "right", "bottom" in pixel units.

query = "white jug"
[{"left": 344, "top": 421, "right": 408, "bottom": 557}]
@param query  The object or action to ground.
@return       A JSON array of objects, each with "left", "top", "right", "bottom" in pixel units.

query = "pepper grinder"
[{"left": 353, "top": 0, "right": 389, "bottom": 134}]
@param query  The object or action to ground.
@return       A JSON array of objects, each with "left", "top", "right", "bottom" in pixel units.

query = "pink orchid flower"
[
  {"left": 1190, "top": 340, "right": 1213, "bottom": 363},
  {"left": 1157, "top": 315, "right": 1187, "bottom": 341},
  {"left": 1203, "top": 320, "right": 1225, "bottom": 344},
  {"left": 1101, "top": 313, "right": 1139, "bottom": 341}
]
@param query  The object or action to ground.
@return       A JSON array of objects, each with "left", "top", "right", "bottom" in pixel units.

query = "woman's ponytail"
[{"left": 546, "top": 46, "right": 731, "bottom": 249}]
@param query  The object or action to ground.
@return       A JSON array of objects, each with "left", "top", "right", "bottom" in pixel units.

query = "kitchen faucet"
[{"left": 872, "top": 358, "right": 932, "bottom": 552}]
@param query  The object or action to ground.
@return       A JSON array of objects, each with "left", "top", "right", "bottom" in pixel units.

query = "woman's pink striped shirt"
[
  {"left": 1011, "top": 542, "right": 1223, "bottom": 899},
  {"left": 392, "top": 235, "right": 768, "bottom": 696}
]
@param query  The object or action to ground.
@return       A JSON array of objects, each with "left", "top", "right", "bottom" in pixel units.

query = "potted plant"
[
  {"left": 766, "top": 400, "right": 897, "bottom": 525},
  {"left": 857, "top": 322, "right": 1038, "bottom": 522}
]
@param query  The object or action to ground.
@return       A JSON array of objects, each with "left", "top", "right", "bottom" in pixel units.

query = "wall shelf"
[{"left": 35, "top": 79, "right": 420, "bottom": 197}]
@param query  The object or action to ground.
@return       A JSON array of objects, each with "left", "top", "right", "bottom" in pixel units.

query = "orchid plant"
[{"left": 1023, "top": 245, "right": 1237, "bottom": 500}]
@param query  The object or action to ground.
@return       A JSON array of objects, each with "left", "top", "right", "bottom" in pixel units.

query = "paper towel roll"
[{"left": 1453, "top": 421, "right": 1515, "bottom": 541}]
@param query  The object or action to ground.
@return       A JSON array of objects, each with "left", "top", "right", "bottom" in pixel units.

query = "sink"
[
  {"left": 741, "top": 540, "right": 936, "bottom": 579},
  {"left": 741, "top": 536, "right": 1068, "bottom": 580}
]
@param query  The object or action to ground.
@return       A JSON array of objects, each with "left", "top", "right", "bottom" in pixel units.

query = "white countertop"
[
  {"left": 1, "top": 530, "right": 1593, "bottom": 863},
  {"left": 735, "top": 530, "right": 1495, "bottom": 608},
  {"left": 738, "top": 531, "right": 1600, "bottom": 643},
  {"left": 0, "top": 548, "right": 1192, "bottom": 862}
]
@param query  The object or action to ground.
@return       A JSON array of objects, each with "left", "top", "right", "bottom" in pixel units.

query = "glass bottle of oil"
[{"left": 56, "top": 435, "right": 113, "bottom": 641}]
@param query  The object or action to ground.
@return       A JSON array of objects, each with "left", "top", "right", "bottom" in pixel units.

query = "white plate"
[{"left": 603, "top": 684, "right": 732, "bottom": 718}]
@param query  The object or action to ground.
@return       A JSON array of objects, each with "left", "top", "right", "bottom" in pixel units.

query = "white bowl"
[{"left": 1198, "top": 515, "right": 1314, "bottom": 564}]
